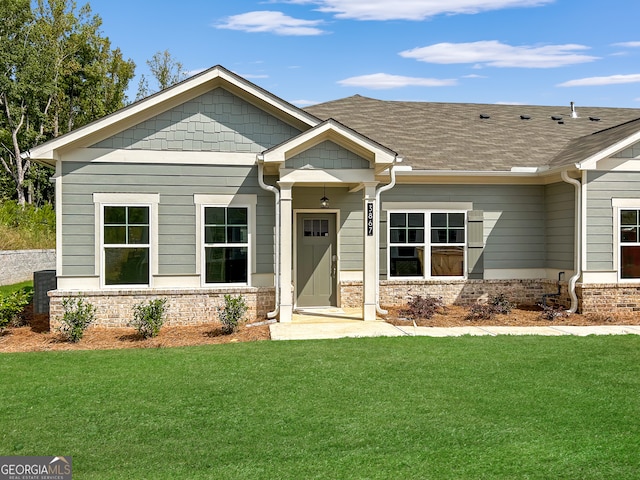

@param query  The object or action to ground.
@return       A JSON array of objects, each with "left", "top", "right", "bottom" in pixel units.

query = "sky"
[{"left": 87, "top": 0, "right": 640, "bottom": 108}]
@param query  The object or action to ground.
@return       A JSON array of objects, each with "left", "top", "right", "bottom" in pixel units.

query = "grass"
[
  {"left": 0, "top": 201, "right": 55, "bottom": 250},
  {"left": 1, "top": 336, "right": 639, "bottom": 479},
  {"left": 0, "top": 280, "right": 33, "bottom": 297}
]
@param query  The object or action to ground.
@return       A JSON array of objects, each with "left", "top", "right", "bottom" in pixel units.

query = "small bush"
[
  {"left": 402, "top": 295, "right": 444, "bottom": 320},
  {"left": 0, "top": 289, "right": 32, "bottom": 331},
  {"left": 465, "top": 303, "right": 496, "bottom": 321},
  {"left": 59, "top": 297, "right": 96, "bottom": 342},
  {"left": 218, "top": 294, "right": 248, "bottom": 334},
  {"left": 130, "top": 298, "right": 168, "bottom": 339},
  {"left": 465, "top": 294, "right": 516, "bottom": 321},
  {"left": 490, "top": 294, "right": 514, "bottom": 315},
  {"left": 539, "top": 303, "right": 569, "bottom": 321}
]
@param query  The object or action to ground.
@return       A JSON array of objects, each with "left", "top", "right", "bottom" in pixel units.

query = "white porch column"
[
  {"left": 362, "top": 182, "right": 378, "bottom": 321},
  {"left": 278, "top": 182, "right": 294, "bottom": 322}
]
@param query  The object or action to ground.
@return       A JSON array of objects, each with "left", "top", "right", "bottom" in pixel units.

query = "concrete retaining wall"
[{"left": 0, "top": 249, "right": 56, "bottom": 285}]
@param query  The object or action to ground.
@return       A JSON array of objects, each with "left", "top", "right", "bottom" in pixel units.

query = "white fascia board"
[{"left": 578, "top": 130, "right": 640, "bottom": 170}]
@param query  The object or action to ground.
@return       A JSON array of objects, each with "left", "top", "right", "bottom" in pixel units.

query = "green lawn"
[
  {"left": 0, "top": 280, "right": 33, "bottom": 297},
  {"left": 2, "top": 336, "right": 639, "bottom": 479}
]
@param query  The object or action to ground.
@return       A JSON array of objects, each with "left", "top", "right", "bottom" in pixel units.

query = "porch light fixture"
[{"left": 320, "top": 185, "right": 329, "bottom": 209}]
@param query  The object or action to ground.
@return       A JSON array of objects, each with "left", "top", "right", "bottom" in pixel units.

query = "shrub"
[
  {"left": 402, "top": 295, "right": 444, "bottom": 321},
  {"left": 130, "top": 298, "right": 168, "bottom": 339},
  {"left": 465, "top": 294, "right": 516, "bottom": 321},
  {"left": 490, "top": 293, "right": 514, "bottom": 315},
  {"left": 218, "top": 294, "right": 248, "bottom": 334},
  {"left": 59, "top": 297, "right": 96, "bottom": 342},
  {"left": 539, "top": 303, "right": 569, "bottom": 321},
  {"left": 465, "top": 303, "right": 496, "bottom": 321},
  {"left": 0, "top": 289, "right": 32, "bottom": 331}
]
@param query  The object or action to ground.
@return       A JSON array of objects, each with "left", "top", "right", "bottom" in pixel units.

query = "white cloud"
[
  {"left": 612, "top": 41, "right": 640, "bottom": 48},
  {"left": 557, "top": 74, "right": 640, "bottom": 87},
  {"left": 400, "top": 40, "right": 598, "bottom": 68},
  {"left": 338, "top": 73, "right": 457, "bottom": 89},
  {"left": 216, "top": 11, "right": 326, "bottom": 35},
  {"left": 292, "top": 99, "right": 320, "bottom": 106},
  {"left": 279, "top": 0, "right": 553, "bottom": 20}
]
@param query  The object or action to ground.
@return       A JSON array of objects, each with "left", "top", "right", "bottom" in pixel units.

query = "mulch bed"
[{"left": 2, "top": 303, "right": 638, "bottom": 353}]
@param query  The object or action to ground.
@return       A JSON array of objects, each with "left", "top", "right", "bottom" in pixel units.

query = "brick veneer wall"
[
  {"left": 49, "top": 287, "right": 275, "bottom": 329},
  {"left": 341, "top": 279, "right": 571, "bottom": 310},
  {"left": 577, "top": 284, "right": 640, "bottom": 314}
]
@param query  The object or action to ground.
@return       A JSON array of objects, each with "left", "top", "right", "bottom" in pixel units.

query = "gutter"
[
  {"left": 374, "top": 158, "right": 402, "bottom": 315},
  {"left": 561, "top": 170, "right": 581, "bottom": 313},
  {"left": 257, "top": 158, "right": 280, "bottom": 319}
]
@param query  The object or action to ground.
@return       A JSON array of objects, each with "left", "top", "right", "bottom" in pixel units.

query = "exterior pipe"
[
  {"left": 561, "top": 170, "right": 581, "bottom": 313},
  {"left": 257, "top": 160, "right": 280, "bottom": 319},
  {"left": 374, "top": 160, "right": 399, "bottom": 315}
]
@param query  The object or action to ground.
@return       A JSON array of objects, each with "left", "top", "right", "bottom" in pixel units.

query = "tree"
[
  {"left": 0, "top": 0, "right": 135, "bottom": 205},
  {"left": 136, "top": 49, "right": 186, "bottom": 100}
]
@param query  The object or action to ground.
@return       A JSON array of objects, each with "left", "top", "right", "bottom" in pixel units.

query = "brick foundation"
[
  {"left": 341, "top": 279, "right": 571, "bottom": 310},
  {"left": 577, "top": 283, "right": 640, "bottom": 314},
  {"left": 49, "top": 287, "right": 275, "bottom": 329}
]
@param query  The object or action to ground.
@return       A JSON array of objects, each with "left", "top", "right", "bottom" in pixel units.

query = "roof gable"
[
  {"left": 29, "top": 65, "right": 320, "bottom": 163},
  {"left": 260, "top": 119, "right": 397, "bottom": 175}
]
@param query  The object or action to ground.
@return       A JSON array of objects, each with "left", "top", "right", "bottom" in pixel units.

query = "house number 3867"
[{"left": 367, "top": 203, "right": 374, "bottom": 236}]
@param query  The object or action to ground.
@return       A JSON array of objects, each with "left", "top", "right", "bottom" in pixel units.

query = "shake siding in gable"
[
  {"left": 285, "top": 141, "right": 371, "bottom": 170},
  {"left": 545, "top": 182, "right": 575, "bottom": 270},
  {"left": 586, "top": 171, "right": 640, "bottom": 271},
  {"left": 91, "top": 87, "right": 302, "bottom": 152},
  {"left": 60, "top": 162, "right": 275, "bottom": 277},
  {"left": 380, "top": 184, "right": 546, "bottom": 271}
]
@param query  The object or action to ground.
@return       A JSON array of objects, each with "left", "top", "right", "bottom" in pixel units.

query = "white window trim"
[
  {"left": 387, "top": 209, "right": 467, "bottom": 280},
  {"left": 194, "top": 194, "right": 257, "bottom": 287},
  {"left": 93, "top": 193, "right": 160, "bottom": 288},
  {"left": 612, "top": 198, "right": 640, "bottom": 282}
]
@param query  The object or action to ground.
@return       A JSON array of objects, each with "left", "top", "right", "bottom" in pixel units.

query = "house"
[{"left": 28, "top": 65, "right": 640, "bottom": 327}]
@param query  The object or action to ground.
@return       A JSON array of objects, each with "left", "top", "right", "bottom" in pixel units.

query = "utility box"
[{"left": 33, "top": 270, "right": 57, "bottom": 315}]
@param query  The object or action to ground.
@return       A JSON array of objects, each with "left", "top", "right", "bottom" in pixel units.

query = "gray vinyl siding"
[
  {"left": 380, "top": 184, "right": 546, "bottom": 272},
  {"left": 60, "top": 161, "right": 275, "bottom": 277},
  {"left": 285, "top": 141, "right": 371, "bottom": 170},
  {"left": 91, "top": 87, "right": 301, "bottom": 152},
  {"left": 292, "top": 186, "right": 364, "bottom": 270},
  {"left": 586, "top": 171, "right": 640, "bottom": 271},
  {"left": 544, "top": 182, "right": 575, "bottom": 270}
]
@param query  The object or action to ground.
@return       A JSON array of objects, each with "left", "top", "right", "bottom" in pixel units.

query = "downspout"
[
  {"left": 561, "top": 170, "right": 581, "bottom": 313},
  {"left": 374, "top": 159, "right": 400, "bottom": 315},
  {"left": 257, "top": 158, "right": 280, "bottom": 319}
]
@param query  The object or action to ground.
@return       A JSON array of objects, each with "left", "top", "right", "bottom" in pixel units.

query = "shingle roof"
[{"left": 305, "top": 95, "right": 640, "bottom": 172}]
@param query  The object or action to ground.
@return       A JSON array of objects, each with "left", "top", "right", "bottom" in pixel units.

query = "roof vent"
[
  {"left": 551, "top": 115, "right": 563, "bottom": 121},
  {"left": 558, "top": 121, "right": 564, "bottom": 124},
  {"left": 570, "top": 101, "right": 578, "bottom": 118},
  {"left": 479, "top": 114, "right": 490, "bottom": 119},
  {"left": 589, "top": 116, "right": 601, "bottom": 122},
  {"left": 520, "top": 115, "right": 531, "bottom": 120}
]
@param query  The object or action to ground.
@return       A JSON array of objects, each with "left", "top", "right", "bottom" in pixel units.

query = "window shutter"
[{"left": 467, "top": 210, "right": 484, "bottom": 279}]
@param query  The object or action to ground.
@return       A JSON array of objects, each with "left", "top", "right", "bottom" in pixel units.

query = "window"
[
  {"left": 103, "top": 205, "right": 150, "bottom": 285},
  {"left": 204, "top": 206, "right": 248, "bottom": 284},
  {"left": 389, "top": 211, "right": 465, "bottom": 278},
  {"left": 620, "top": 209, "right": 640, "bottom": 279}
]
